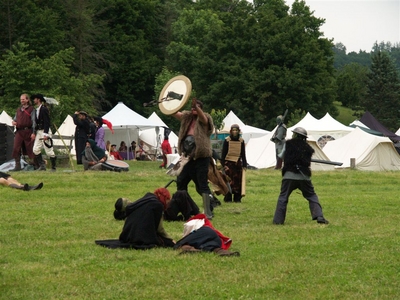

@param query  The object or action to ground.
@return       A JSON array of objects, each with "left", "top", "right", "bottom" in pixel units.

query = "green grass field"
[{"left": 1, "top": 161, "right": 399, "bottom": 299}]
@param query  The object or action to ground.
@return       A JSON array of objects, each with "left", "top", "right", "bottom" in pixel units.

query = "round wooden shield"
[
  {"left": 158, "top": 75, "right": 192, "bottom": 115},
  {"left": 104, "top": 160, "right": 129, "bottom": 171}
]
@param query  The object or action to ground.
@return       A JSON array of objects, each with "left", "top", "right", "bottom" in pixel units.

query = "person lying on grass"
[
  {"left": 174, "top": 213, "right": 240, "bottom": 257},
  {"left": 0, "top": 171, "right": 43, "bottom": 191},
  {"left": 96, "top": 187, "right": 175, "bottom": 249}
]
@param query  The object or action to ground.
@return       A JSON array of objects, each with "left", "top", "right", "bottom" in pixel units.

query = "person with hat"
[
  {"left": 272, "top": 127, "right": 329, "bottom": 225},
  {"left": 0, "top": 171, "right": 43, "bottom": 191},
  {"left": 10, "top": 93, "right": 36, "bottom": 171},
  {"left": 32, "top": 94, "right": 57, "bottom": 171},
  {"left": 221, "top": 124, "right": 247, "bottom": 203},
  {"left": 73, "top": 111, "right": 91, "bottom": 164}
]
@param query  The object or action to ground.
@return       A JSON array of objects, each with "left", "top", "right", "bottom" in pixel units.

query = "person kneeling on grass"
[
  {"left": 96, "top": 188, "right": 175, "bottom": 249},
  {"left": 174, "top": 214, "right": 240, "bottom": 257},
  {"left": 0, "top": 171, "right": 43, "bottom": 191}
]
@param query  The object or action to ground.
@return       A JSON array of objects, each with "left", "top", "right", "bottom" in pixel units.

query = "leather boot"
[
  {"left": 50, "top": 156, "right": 57, "bottom": 171},
  {"left": 28, "top": 182, "right": 44, "bottom": 190},
  {"left": 35, "top": 154, "right": 46, "bottom": 171},
  {"left": 274, "top": 157, "right": 283, "bottom": 170},
  {"left": 202, "top": 193, "right": 214, "bottom": 220},
  {"left": 224, "top": 193, "right": 232, "bottom": 202},
  {"left": 213, "top": 248, "right": 240, "bottom": 257},
  {"left": 10, "top": 159, "right": 22, "bottom": 171}
]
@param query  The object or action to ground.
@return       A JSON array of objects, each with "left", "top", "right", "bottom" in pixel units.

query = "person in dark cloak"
[
  {"left": 163, "top": 190, "right": 200, "bottom": 221},
  {"left": 96, "top": 188, "right": 175, "bottom": 249}
]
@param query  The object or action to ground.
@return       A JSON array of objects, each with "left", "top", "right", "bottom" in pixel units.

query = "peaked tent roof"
[
  {"left": 53, "top": 114, "right": 76, "bottom": 156},
  {"left": 0, "top": 110, "right": 13, "bottom": 126},
  {"left": 288, "top": 112, "right": 353, "bottom": 147},
  {"left": 359, "top": 111, "right": 400, "bottom": 142},
  {"left": 220, "top": 110, "right": 269, "bottom": 142},
  {"left": 101, "top": 102, "right": 159, "bottom": 151},
  {"left": 102, "top": 102, "right": 159, "bottom": 129},
  {"left": 220, "top": 111, "right": 245, "bottom": 133},
  {"left": 139, "top": 112, "right": 179, "bottom": 152},
  {"left": 323, "top": 127, "right": 400, "bottom": 171}
]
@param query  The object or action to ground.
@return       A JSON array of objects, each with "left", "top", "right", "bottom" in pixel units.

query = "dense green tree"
[
  {"left": 0, "top": 0, "right": 65, "bottom": 57},
  {"left": 0, "top": 43, "right": 104, "bottom": 127},
  {"left": 336, "top": 63, "right": 369, "bottom": 110},
  {"left": 167, "top": 0, "right": 337, "bottom": 130},
  {"left": 362, "top": 51, "right": 400, "bottom": 131},
  {"left": 95, "top": 0, "right": 165, "bottom": 113}
]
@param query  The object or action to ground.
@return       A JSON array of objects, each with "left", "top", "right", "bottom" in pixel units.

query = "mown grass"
[{"left": 1, "top": 161, "right": 399, "bottom": 299}]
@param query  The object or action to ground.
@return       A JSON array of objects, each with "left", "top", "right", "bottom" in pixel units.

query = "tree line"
[{"left": 0, "top": 0, "right": 399, "bottom": 132}]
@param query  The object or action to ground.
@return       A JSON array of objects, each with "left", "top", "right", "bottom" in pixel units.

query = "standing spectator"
[
  {"left": 270, "top": 115, "right": 287, "bottom": 170},
  {"left": 272, "top": 127, "right": 329, "bottom": 225},
  {"left": 88, "top": 116, "right": 96, "bottom": 141},
  {"left": 221, "top": 124, "right": 247, "bottom": 203},
  {"left": 32, "top": 94, "right": 57, "bottom": 171},
  {"left": 160, "top": 135, "right": 172, "bottom": 169},
  {"left": 73, "top": 111, "right": 90, "bottom": 164},
  {"left": 172, "top": 98, "right": 215, "bottom": 219},
  {"left": 93, "top": 117, "right": 106, "bottom": 150},
  {"left": 10, "top": 94, "right": 36, "bottom": 171}
]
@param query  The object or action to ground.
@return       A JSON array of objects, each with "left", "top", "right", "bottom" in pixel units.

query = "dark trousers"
[
  {"left": 174, "top": 226, "right": 222, "bottom": 251},
  {"left": 177, "top": 157, "right": 211, "bottom": 195},
  {"left": 273, "top": 179, "right": 323, "bottom": 224}
]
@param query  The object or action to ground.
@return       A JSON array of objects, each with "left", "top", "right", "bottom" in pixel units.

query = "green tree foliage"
[
  {"left": 362, "top": 51, "right": 400, "bottom": 131},
  {"left": 336, "top": 63, "right": 369, "bottom": 110},
  {"left": 95, "top": 0, "right": 165, "bottom": 113},
  {"left": 166, "top": 0, "right": 337, "bottom": 130},
  {"left": 0, "top": 43, "right": 104, "bottom": 127}
]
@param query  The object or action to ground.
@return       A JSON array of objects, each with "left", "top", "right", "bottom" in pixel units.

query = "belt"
[{"left": 17, "top": 127, "right": 30, "bottom": 130}]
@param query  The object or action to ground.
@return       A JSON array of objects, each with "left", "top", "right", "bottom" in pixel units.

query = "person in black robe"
[{"left": 96, "top": 188, "right": 175, "bottom": 249}]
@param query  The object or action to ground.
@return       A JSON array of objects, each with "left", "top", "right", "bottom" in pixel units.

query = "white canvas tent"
[
  {"left": 102, "top": 102, "right": 159, "bottom": 151},
  {"left": 246, "top": 129, "right": 335, "bottom": 170},
  {"left": 0, "top": 110, "right": 13, "bottom": 126},
  {"left": 139, "top": 112, "right": 179, "bottom": 154},
  {"left": 220, "top": 111, "right": 269, "bottom": 142},
  {"left": 323, "top": 127, "right": 400, "bottom": 171},
  {"left": 53, "top": 115, "right": 76, "bottom": 156},
  {"left": 288, "top": 112, "right": 353, "bottom": 148}
]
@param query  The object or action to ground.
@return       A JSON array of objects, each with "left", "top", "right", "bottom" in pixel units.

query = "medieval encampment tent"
[
  {"left": 288, "top": 112, "right": 353, "bottom": 148},
  {"left": 53, "top": 114, "right": 76, "bottom": 157},
  {"left": 139, "top": 112, "right": 179, "bottom": 154},
  {"left": 219, "top": 111, "right": 269, "bottom": 142},
  {"left": 359, "top": 111, "right": 400, "bottom": 142},
  {"left": 245, "top": 130, "right": 335, "bottom": 170},
  {"left": 323, "top": 127, "right": 400, "bottom": 171},
  {"left": 0, "top": 111, "right": 13, "bottom": 126},
  {"left": 101, "top": 102, "right": 159, "bottom": 153}
]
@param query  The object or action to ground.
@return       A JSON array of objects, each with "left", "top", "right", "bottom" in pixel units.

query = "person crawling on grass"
[
  {"left": 174, "top": 213, "right": 240, "bottom": 256},
  {"left": 96, "top": 188, "right": 175, "bottom": 249},
  {"left": 0, "top": 171, "right": 43, "bottom": 191}
]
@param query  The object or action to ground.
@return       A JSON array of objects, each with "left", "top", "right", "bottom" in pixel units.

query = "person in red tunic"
[{"left": 10, "top": 94, "right": 36, "bottom": 171}]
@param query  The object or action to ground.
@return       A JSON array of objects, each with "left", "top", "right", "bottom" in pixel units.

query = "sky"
[{"left": 253, "top": 0, "right": 400, "bottom": 53}]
